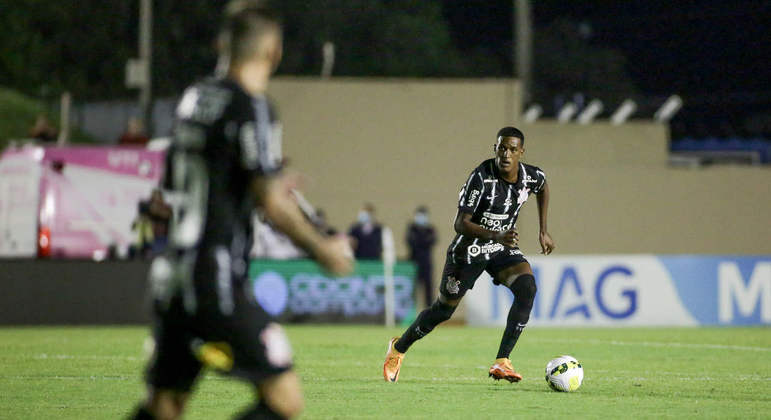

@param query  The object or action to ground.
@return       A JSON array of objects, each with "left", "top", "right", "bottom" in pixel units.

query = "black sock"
[
  {"left": 130, "top": 405, "right": 156, "bottom": 420},
  {"left": 234, "top": 401, "right": 286, "bottom": 420},
  {"left": 496, "top": 274, "right": 536, "bottom": 359},
  {"left": 395, "top": 299, "right": 456, "bottom": 353}
]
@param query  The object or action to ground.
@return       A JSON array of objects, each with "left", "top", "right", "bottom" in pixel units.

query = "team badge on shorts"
[
  {"left": 446, "top": 275, "right": 461, "bottom": 295},
  {"left": 261, "top": 323, "right": 293, "bottom": 368}
]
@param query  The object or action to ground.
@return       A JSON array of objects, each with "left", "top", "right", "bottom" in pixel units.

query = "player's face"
[{"left": 494, "top": 136, "right": 524, "bottom": 173}]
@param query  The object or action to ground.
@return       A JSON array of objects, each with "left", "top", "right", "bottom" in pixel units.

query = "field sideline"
[{"left": 0, "top": 325, "right": 768, "bottom": 419}]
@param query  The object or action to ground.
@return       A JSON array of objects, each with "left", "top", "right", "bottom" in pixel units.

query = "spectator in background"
[
  {"left": 406, "top": 205, "right": 437, "bottom": 308},
  {"left": 131, "top": 189, "right": 172, "bottom": 258},
  {"left": 118, "top": 117, "right": 150, "bottom": 145},
  {"left": 348, "top": 202, "right": 383, "bottom": 259},
  {"left": 29, "top": 114, "right": 58, "bottom": 142},
  {"left": 146, "top": 188, "right": 172, "bottom": 254},
  {"left": 130, "top": 202, "right": 154, "bottom": 258}
]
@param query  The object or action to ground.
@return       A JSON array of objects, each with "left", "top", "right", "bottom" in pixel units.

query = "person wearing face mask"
[
  {"left": 347, "top": 203, "right": 383, "bottom": 260},
  {"left": 406, "top": 206, "right": 437, "bottom": 308}
]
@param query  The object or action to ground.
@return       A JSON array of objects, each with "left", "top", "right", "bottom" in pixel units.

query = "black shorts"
[
  {"left": 146, "top": 256, "right": 292, "bottom": 392},
  {"left": 439, "top": 250, "right": 528, "bottom": 299}
]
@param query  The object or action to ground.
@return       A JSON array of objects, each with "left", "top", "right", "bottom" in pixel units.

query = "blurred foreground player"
[
  {"left": 383, "top": 127, "right": 555, "bottom": 383},
  {"left": 131, "top": 2, "right": 352, "bottom": 419}
]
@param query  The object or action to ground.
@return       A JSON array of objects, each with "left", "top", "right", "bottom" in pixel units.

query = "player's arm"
[
  {"left": 536, "top": 181, "right": 555, "bottom": 255},
  {"left": 251, "top": 174, "right": 352, "bottom": 275},
  {"left": 453, "top": 211, "right": 518, "bottom": 248}
]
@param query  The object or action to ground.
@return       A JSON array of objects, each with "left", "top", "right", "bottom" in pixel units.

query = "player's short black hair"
[
  {"left": 496, "top": 126, "right": 525, "bottom": 146},
  {"left": 219, "top": 0, "right": 282, "bottom": 65}
]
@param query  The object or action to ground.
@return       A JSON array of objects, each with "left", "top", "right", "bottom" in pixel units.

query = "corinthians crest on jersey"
[{"left": 448, "top": 158, "right": 546, "bottom": 264}]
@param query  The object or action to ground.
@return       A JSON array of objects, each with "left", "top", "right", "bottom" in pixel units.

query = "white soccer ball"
[{"left": 545, "top": 355, "right": 584, "bottom": 392}]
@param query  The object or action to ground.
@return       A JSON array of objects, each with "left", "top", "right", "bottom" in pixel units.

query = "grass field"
[{"left": 0, "top": 325, "right": 769, "bottom": 419}]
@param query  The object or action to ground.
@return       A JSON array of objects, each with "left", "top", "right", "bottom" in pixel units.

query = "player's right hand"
[
  {"left": 316, "top": 234, "right": 354, "bottom": 276},
  {"left": 493, "top": 228, "right": 518, "bottom": 248}
]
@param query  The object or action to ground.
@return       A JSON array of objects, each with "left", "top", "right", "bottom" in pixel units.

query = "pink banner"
[{"left": 0, "top": 145, "right": 165, "bottom": 258}]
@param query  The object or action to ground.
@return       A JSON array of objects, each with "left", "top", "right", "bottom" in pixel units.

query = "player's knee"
[
  {"left": 264, "top": 393, "right": 304, "bottom": 419},
  {"left": 511, "top": 274, "right": 537, "bottom": 303},
  {"left": 432, "top": 299, "right": 457, "bottom": 322},
  {"left": 260, "top": 371, "right": 304, "bottom": 419},
  {"left": 265, "top": 395, "right": 303, "bottom": 419},
  {"left": 147, "top": 395, "right": 183, "bottom": 420}
]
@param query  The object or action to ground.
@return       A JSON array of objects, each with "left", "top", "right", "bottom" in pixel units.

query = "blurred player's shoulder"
[{"left": 175, "top": 77, "right": 253, "bottom": 126}]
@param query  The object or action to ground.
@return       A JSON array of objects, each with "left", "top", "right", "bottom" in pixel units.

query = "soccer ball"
[{"left": 545, "top": 355, "right": 583, "bottom": 392}]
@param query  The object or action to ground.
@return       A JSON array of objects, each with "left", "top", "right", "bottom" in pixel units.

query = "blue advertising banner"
[{"left": 465, "top": 255, "right": 771, "bottom": 326}]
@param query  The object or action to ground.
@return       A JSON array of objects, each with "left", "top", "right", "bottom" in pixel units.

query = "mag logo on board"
[{"left": 465, "top": 255, "right": 771, "bottom": 327}]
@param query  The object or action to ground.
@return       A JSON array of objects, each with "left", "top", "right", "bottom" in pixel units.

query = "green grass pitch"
[{"left": 0, "top": 325, "right": 769, "bottom": 419}]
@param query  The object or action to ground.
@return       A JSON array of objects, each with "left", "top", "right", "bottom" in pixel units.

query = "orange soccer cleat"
[
  {"left": 488, "top": 358, "right": 523, "bottom": 383},
  {"left": 383, "top": 337, "right": 405, "bottom": 382}
]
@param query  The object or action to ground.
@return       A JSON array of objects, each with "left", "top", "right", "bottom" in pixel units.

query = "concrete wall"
[
  {"left": 270, "top": 77, "right": 521, "bottom": 274},
  {"left": 5, "top": 78, "right": 770, "bottom": 324},
  {"left": 516, "top": 122, "right": 771, "bottom": 255},
  {"left": 268, "top": 78, "right": 771, "bottom": 293},
  {"left": 70, "top": 78, "right": 770, "bottom": 291}
]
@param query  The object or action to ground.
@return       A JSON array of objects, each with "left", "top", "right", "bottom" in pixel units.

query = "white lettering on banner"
[
  {"left": 285, "top": 274, "right": 413, "bottom": 318},
  {"left": 108, "top": 150, "right": 140, "bottom": 168},
  {"left": 718, "top": 262, "right": 771, "bottom": 323}
]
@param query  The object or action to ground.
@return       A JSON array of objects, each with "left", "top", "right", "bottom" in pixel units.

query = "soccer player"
[
  {"left": 131, "top": 2, "right": 352, "bottom": 419},
  {"left": 383, "top": 126, "right": 554, "bottom": 383}
]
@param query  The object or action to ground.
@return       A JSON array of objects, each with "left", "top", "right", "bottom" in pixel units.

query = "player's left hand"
[{"left": 539, "top": 231, "right": 555, "bottom": 255}]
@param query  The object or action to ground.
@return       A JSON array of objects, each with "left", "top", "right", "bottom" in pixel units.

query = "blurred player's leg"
[
  {"left": 131, "top": 389, "right": 190, "bottom": 420},
  {"left": 234, "top": 371, "right": 304, "bottom": 419}
]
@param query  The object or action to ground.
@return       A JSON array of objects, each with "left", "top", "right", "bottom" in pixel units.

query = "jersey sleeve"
[
  {"left": 234, "top": 97, "right": 283, "bottom": 176},
  {"left": 457, "top": 169, "right": 484, "bottom": 214},
  {"left": 532, "top": 166, "right": 547, "bottom": 194}
]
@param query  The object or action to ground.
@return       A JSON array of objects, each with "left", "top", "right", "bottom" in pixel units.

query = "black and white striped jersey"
[
  {"left": 447, "top": 158, "right": 546, "bottom": 264},
  {"left": 164, "top": 77, "right": 282, "bottom": 282}
]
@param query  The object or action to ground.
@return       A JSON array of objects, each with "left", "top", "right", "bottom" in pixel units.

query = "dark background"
[{"left": 1, "top": 0, "right": 769, "bottom": 139}]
